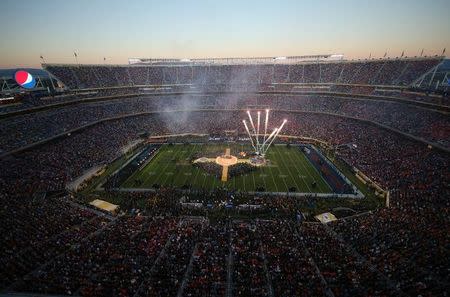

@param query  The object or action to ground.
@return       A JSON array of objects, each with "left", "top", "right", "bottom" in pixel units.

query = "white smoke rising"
[{"left": 156, "top": 64, "right": 265, "bottom": 134}]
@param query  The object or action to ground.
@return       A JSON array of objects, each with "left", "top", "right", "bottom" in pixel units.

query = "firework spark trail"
[
  {"left": 247, "top": 110, "right": 257, "bottom": 136},
  {"left": 263, "top": 119, "right": 287, "bottom": 155},
  {"left": 261, "top": 128, "right": 278, "bottom": 153},
  {"left": 243, "top": 120, "right": 257, "bottom": 151},
  {"left": 243, "top": 110, "right": 286, "bottom": 156},
  {"left": 262, "top": 109, "right": 269, "bottom": 153},
  {"left": 256, "top": 111, "right": 261, "bottom": 153}
]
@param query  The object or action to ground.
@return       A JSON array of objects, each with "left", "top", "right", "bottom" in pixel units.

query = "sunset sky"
[{"left": 0, "top": 0, "right": 449, "bottom": 68}]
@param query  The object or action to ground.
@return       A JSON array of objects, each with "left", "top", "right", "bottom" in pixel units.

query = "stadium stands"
[
  {"left": 1, "top": 93, "right": 448, "bottom": 155},
  {"left": 0, "top": 56, "right": 448, "bottom": 296},
  {"left": 44, "top": 57, "right": 442, "bottom": 89}
]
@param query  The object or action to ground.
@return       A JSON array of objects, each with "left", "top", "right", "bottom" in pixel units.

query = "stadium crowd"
[
  {"left": 44, "top": 58, "right": 441, "bottom": 89},
  {"left": 0, "top": 106, "right": 448, "bottom": 295},
  {"left": 1, "top": 93, "right": 449, "bottom": 154},
  {"left": 1, "top": 54, "right": 449, "bottom": 297}
]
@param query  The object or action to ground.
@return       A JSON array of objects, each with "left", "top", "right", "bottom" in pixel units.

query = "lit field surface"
[{"left": 121, "top": 143, "right": 333, "bottom": 193}]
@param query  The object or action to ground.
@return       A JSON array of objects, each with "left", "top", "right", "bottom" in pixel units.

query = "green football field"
[{"left": 121, "top": 143, "right": 333, "bottom": 193}]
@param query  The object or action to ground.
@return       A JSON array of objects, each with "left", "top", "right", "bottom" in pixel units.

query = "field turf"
[{"left": 121, "top": 143, "right": 333, "bottom": 193}]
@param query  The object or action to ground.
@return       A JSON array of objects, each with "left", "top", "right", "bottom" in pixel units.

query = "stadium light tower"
[{"left": 242, "top": 110, "right": 286, "bottom": 157}]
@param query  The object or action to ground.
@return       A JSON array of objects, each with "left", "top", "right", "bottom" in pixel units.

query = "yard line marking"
[
  {"left": 157, "top": 145, "right": 185, "bottom": 186},
  {"left": 257, "top": 171, "right": 268, "bottom": 191},
  {"left": 266, "top": 154, "right": 280, "bottom": 192},
  {"left": 283, "top": 145, "right": 312, "bottom": 192},
  {"left": 191, "top": 145, "right": 203, "bottom": 188},
  {"left": 270, "top": 148, "right": 289, "bottom": 192},
  {"left": 137, "top": 147, "right": 165, "bottom": 187},
  {"left": 273, "top": 146, "right": 292, "bottom": 191},
  {"left": 180, "top": 144, "right": 198, "bottom": 186},
  {"left": 294, "top": 147, "right": 332, "bottom": 193},
  {"left": 275, "top": 146, "right": 302, "bottom": 192},
  {"left": 287, "top": 147, "right": 314, "bottom": 192}
]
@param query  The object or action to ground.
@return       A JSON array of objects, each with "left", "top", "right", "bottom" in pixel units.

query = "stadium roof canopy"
[
  {"left": 0, "top": 68, "right": 59, "bottom": 96},
  {"left": 0, "top": 68, "right": 51, "bottom": 79},
  {"left": 412, "top": 59, "right": 450, "bottom": 91}
]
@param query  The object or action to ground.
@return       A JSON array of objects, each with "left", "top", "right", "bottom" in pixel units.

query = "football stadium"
[{"left": 1, "top": 1, "right": 449, "bottom": 296}]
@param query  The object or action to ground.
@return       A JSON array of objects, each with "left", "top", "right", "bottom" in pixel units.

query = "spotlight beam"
[
  {"left": 263, "top": 119, "right": 287, "bottom": 155},
  {"left": 242, "top": 110, "right": 286, "bottom": 157},
  {"left": 247, "top": 111, "right": 258, "bottom": 153},
  {"left": 256, "top": 111, "right": 261, "bottom": 153},
  {"left": 261, "top": 128, "right": 278, "bottom": 149},
  {"left": 243, "top": 120, "right": 257, "bottom": 151},
  {"left": 263, "top": 109, "right": 269, "bottom": 149}
]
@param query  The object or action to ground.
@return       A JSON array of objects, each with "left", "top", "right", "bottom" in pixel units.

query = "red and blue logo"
[{"left": 15, "top": 70, "right": 36, "bottom": 89}]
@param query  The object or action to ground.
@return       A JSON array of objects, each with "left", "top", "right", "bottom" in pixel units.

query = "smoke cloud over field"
[{"left": 156, "top": 65, "right": 262, "bottom": 134}]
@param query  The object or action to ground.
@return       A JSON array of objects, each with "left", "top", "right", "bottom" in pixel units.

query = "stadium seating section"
[{"left": 0, "top": 58, "right": 448, "bottom": 296}]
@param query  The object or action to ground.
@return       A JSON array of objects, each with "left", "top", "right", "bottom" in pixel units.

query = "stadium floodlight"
[{"left": 243, "top": 110, "right": 287, "bottom": 157}]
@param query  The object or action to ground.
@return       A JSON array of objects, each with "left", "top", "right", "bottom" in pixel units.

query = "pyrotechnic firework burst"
[{"left": 242, "top": 109, "right": 287, "bottom": 157}]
